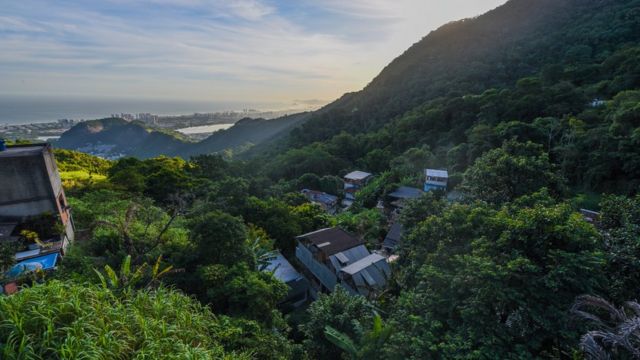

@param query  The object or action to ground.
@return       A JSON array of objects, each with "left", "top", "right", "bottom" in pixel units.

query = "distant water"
[
  {"left": 0, "top": 95, "right": 285, "bottom": 125},
  {"left": 177, "top": 124, "right": 234, "bottom": 135}
]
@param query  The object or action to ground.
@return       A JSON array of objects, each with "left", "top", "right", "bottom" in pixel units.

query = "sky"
[{"left": 0, "top": 0, "right": 507, "bottom": 105}]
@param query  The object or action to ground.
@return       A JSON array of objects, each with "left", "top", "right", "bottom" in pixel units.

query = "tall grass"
[{"left": 0, "top": 281, "right": 251, "bottom": 359}]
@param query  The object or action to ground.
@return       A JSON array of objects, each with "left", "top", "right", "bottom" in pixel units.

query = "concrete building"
[
  {"left": 295, "top": 227, "right": 390, "bottom": 299},
  {"left": 424, "top": 169, "right": 448, "bottom": 192},
  {"left": 0, "top": 143, "right": 74, "bottom": 281},
  {"left": 343, "top": 171, "right": 373, "bottom": 207}
]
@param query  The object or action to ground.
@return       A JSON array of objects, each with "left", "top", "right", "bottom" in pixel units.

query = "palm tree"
[
  {"left": 324, "top": 312, "right": 392, "bottom": 360},
  {"left": 572, "top": 295, "right": 640, "bottom": 359}
]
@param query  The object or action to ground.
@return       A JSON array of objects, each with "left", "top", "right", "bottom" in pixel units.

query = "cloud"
[{"left": 0, "top": 0, "right": 508, "bottom": 102}]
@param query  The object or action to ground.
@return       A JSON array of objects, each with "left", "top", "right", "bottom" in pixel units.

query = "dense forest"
[{"left": 2, "top": 0, "right": 640, "bottom": 358}]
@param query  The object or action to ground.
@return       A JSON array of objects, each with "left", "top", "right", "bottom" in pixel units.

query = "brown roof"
[{"left": 297, "top": 227, "right": 362, "bottom": 256}]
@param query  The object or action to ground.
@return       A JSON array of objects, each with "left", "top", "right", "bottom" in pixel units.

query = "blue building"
[
  {"left": 424, "top": 169, "right": 448, "bottom": 192},
  {"left": 343, "top": 171, "right": 373, "bottom": 207}
]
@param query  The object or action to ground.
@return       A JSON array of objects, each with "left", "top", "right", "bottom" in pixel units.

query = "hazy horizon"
[
  {"left": 0, "top": 94, "right": 312, "bottom": 125},
  {"left": 1, "top": 0, "right": 507, "bottom": 105}
]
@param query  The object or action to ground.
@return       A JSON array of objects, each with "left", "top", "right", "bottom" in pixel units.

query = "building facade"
[
  {"left": 424, "top": 169, "right": 448, "bottom": 192},
  {"left": 0, "top": 144, "right": 74, "bottom": 283},
  {"left": 343, "top": 171, "right": 373, "bottom": 207}
]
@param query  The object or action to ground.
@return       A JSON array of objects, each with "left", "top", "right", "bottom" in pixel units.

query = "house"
[
  {"left": 343, "top": 171, "right": 373, "bottom": 207},
  {"left": 301, "top": 189, "right": 339, "bottom": 214},
  {"left": 295, "top": 227, "right": 390, "bottom": 298},
  {"left": 387, "top": 186, "right": 423, "bottom": 210},
  {"left": 424, "top": 169, "right": 448, "bottom": 192},
  {"left": 264, "top": 252, "right": 310, "bottom": 310},
  {"left": 580, "top": 209, "right": 600, "bottom": 223},
  {"left": 590, "top": 98, "right": 606, "bottom": 107},
  {"left": 383, "top": 222, "right": 403, "bottom": 254},
  {"left": 0, "top": 143, "right": 74, "bottom": 282},
  {"left": 338, "top": 253, "right": 391, "bottom": 298}
]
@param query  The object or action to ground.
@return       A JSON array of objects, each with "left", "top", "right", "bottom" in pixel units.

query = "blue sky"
[{"left": 1, "top": 0, "right": 507, "bottom": 106}]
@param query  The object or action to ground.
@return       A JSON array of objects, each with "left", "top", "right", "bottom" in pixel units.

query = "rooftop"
[
  {"left": 301, "top": 189, "right": 338, "bottom": 205},
  {"left": 383, "top": 223, "right": 403, "bottom": 250},
  {"left": 297, "top": 227, "right": 363, "bottom": 256},
  {"left": 388, "top": 186, "right": 424, "bottom": 200},
  {"left": 344, "top": 171, "right": 373, "bottom": 181},
  {"left": 425, "top": 169, "right": 448, "bottom": 178},
  {"left": 340, "top": 253, "right": 387, "bottom": 275},
  {"left": 0, "top": 144, "right": 48, "bottom": 158},
  {"left": 329, "top": 244, "right": 370, "bottom": 271},
  {"left": 265, "top": 252, "right": 304, "bottom": 283}
]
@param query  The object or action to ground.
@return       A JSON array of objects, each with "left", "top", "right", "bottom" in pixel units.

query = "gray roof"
[
  {"left": 328, "top": 244, "right": 370, "bottom": 272},
  {"left": 340, "top": 254, "right": 391, "bottom": 296},
  {"left": 344, "top": 171, "right": 373, "bottom": 181},
  {"left": 388, "top": 186, "right": 423, "bottom": 200},
  {"left": 383, "top": 223, "right": 403, "bottom": 250},
  {"left": 265, "top": 252, "right": 303, "bottom": 284},
  {"left": 297, "top": 228, "right": 363, "bottom": 256},
  {"left": 340, "top": 253, "right": 387, "bottom": 275},
  {"left": 0, "top": 144, "right": 48, "bottom": 158},
  {"left": 425, "top": 169, "right": 448, "bottom": 178},
  {"left": 301, "top": 189, "right": 339, "bottom": 205}
]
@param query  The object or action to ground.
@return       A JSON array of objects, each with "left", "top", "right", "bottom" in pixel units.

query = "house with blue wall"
[{"left": 424, "top": 169, "right": 448, "bottom": 192}]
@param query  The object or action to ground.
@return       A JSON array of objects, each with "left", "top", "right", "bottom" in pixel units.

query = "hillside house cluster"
[
  {"left": 295, "top": 227, "right": 391, "bottom": 299},
  {"left": 0, "top": 143, "right": 74, "bottom": 295},
  {"left": 272, "top": 167, "right": 452, "bottom": 307}
]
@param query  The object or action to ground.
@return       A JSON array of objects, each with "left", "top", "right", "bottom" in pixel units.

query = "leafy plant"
[
  {"left": 94, "top": 255, "right": 173, "bottom": 292},
  {"left": 572, "top": 295, "right": 640, "bottom": 359},
  {"left": 324, "top": 312, "right": 393, "bottom": 360}
]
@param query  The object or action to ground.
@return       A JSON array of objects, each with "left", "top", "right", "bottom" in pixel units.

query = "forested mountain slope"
[
  {"left": 284, "top": 0, "right": 638, "bottom": 144},
  {"left": 57, "top": 112, "right": 310, "bottom": 159},
  {"left": 180, "top": 112, "right": 310, "bottom": 158},
  {"left": 56, "top": 118, "right": 190, "bottom": 158},
  {"left": 253, "top": 0, "right": 640, "bottom": 194}
]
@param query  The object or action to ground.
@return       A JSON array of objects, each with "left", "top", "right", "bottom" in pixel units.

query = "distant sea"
[{"left": 0, "top": 95, "right": 286, "bottom": 125}]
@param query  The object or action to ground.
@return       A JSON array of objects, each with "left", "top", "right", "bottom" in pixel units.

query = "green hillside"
[
  {"left": 56, "top": 113, "right": 310, "bottom": 159},
  {"left": 4, "top": 0, "right": 640, "bottom": 358},
  {"left": 253, "top": 0, "right": 640, "bottom": 194}
]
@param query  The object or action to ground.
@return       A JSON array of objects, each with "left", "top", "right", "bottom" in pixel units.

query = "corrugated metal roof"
[
  {"left": 383, "top": 223, "right": 403, "bottom": 250},
  {"left": 265, "top": 252, "right": 303, "bottom": 284},
  {"left": 297, "top": 227, "right": 363, "bottom": 256},
  {"left": 341, "top": 254, "right": 391, "bottom": 296},
  {"left": 344, "top": 171, "right": 373, "bottom": 180},
  {"left": 301, "top": 189, "right": 338, "bottom": 205},
  {"left": 328, "top": 245, "right": 370, "bottom": 272},
  {"left": 425, "top": 169, "right": 448, "bottom": 178},
  {"left": 388, "top": 186, "right": 423, "bottom": 199},
  {"left": 340, "top": 253, "right": 387, "bottom": 275}
]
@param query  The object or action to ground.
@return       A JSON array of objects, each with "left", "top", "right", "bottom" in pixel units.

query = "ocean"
[{"left": 0, "top": 95, "right": 285, "bottom": 125}]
